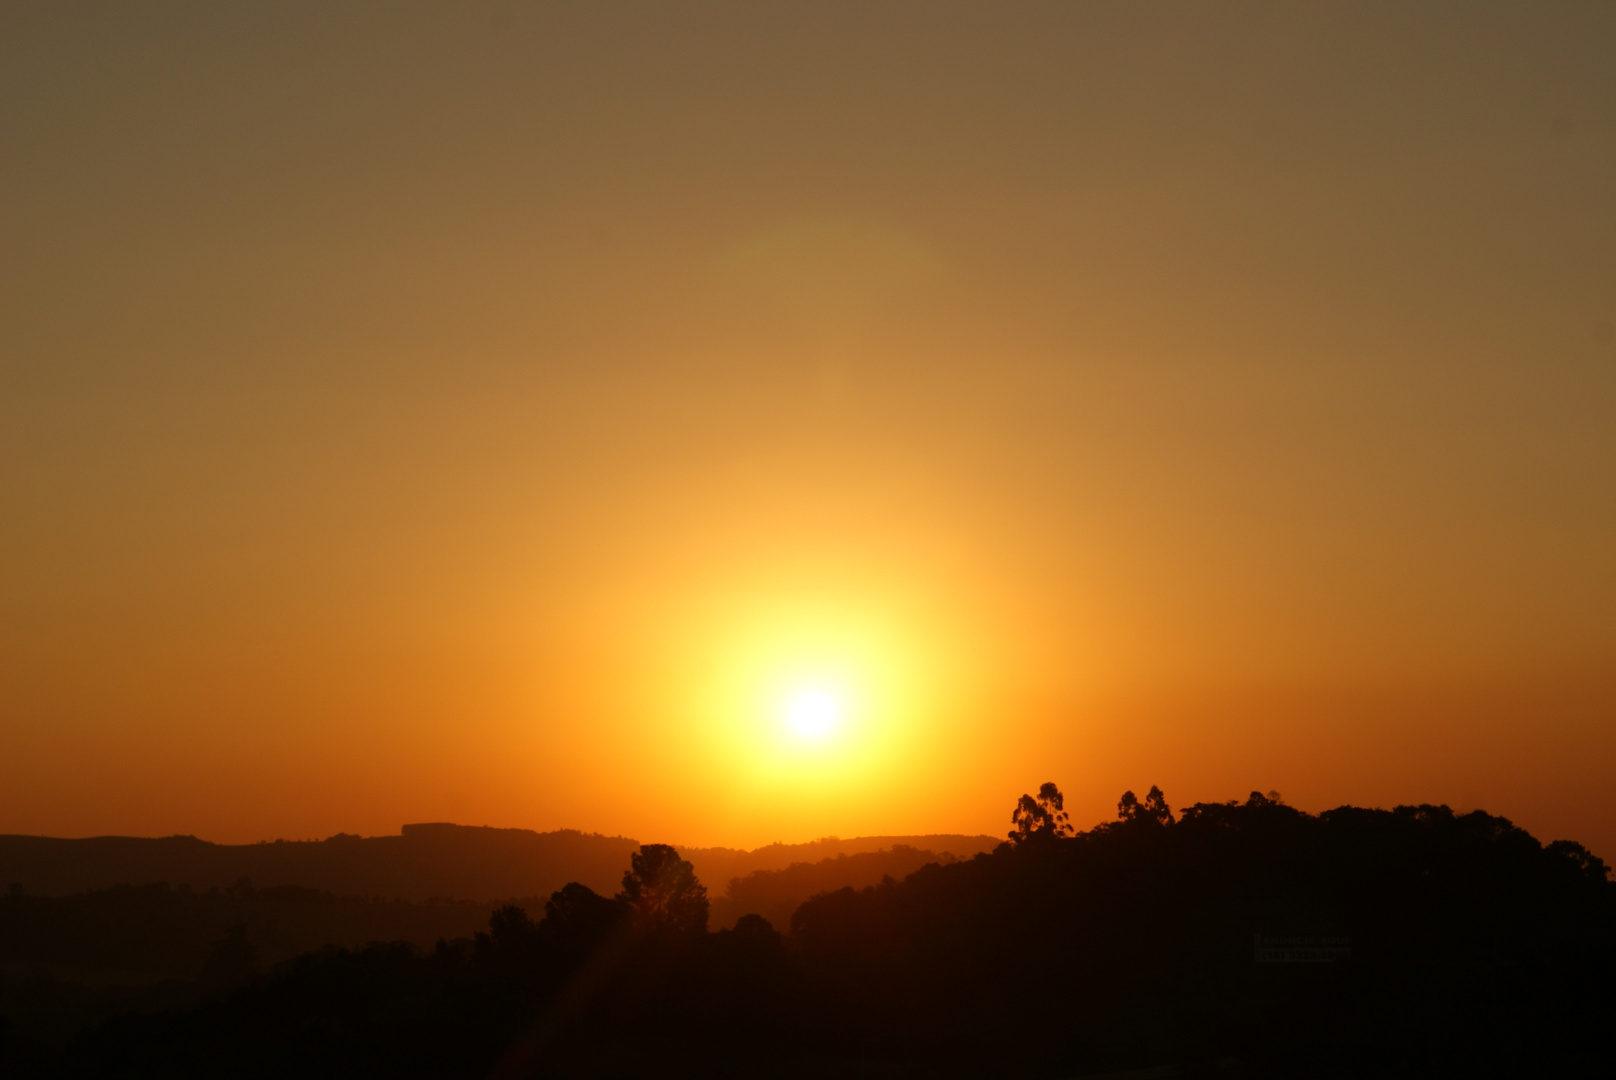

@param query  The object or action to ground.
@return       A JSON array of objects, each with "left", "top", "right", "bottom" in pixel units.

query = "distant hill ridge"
[{"left": 0, "top": 825, "right": 998, "bottom": 903}]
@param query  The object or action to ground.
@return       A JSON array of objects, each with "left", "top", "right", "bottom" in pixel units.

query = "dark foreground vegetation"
[
  {"left": 2, "top": 788, "right": 1611, "bottom": 1078},
  {"left": 0, "top": 882, "right": 512, "bottom": 981},
  {"left": 0, "top": 844, "right": 964, "bottom": 1049},
  {"left": 0, "top": 883, "right": 515, "bottom": 1045}
]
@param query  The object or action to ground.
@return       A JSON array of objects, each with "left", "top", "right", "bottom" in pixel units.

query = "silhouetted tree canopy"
[
  {"left": 486, "top": 904, "right": 536, "bottom": 945},
  {"left": 728, "top": 912, "right": 780, "bottom": 944},
  {"left": 1008, "top": 781, "right": 1073, "bottom": 844},
  {"left": 615, "top": 844, "right": 708, "bottom": 935},
  {"left": 1115, "top": 783, "right": 1174, "bottom": 826}
]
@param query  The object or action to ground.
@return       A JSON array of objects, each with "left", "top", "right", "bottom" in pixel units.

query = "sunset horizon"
[{"left": 2, "top": 4, "right": 1612, "bottom": 1073}]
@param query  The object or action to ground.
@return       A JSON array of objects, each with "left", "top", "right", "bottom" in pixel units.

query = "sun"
[
  {"left": 683, "top": 600, "right": 939, "bottom": 786},
  {"left": 786, "top": 688, "right": 842, "bottom": 740}
]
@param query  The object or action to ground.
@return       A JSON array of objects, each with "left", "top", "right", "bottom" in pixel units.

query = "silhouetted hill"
[
  {"left": 786, "top": 792, "right": 1616, "bottom": 1075},
  {"left": 0, "top": 827, "right": 637, "bottom": 903},
  {"left": 683, "top": 834, "right": 996, "bottom": 894},
  {"left": 0, "top": 826, "right": 996, "bottom": 906},
  {"left": 4, "top": 789, "right": 1607, "bottom": 1078},
  {"left": 708, "top": 844, "right": 960, "bottom": 930}
]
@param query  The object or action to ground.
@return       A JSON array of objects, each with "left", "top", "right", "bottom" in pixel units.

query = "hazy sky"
[{"left": 3, "top": 1, "right": 1613, "bottom": 856}]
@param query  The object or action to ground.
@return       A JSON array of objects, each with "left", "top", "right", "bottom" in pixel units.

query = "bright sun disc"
[{"left": 787, "top": 689, "right": 841, "bottom": 739}]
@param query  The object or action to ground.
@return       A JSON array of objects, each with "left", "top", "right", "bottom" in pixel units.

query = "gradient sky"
[{"left": 3, "top": 1, "right": 1613, "bottom": 857}]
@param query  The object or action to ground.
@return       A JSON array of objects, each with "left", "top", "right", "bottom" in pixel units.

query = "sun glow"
[
  {"left": 786, "top": 688, "right": 842, "bottom": 739},
  {"left": 651, "top": 572, "right": 984, "bottom": 842},
  {"left": 681, "top": 599, "right": 920, "bottom": 791}
]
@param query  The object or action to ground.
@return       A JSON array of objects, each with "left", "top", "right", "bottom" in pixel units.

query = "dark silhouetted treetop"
[
  {"left": 1545, "top": 839, "right": 1611, "bottom": 883},
  {"left": 472, "top": 903, "right": 545, "bottom": 973},
  {"left": 541, "top": 880, "right": 623, "bottom": 935},
  {"left": 1116, "top": 784, "right": 1174, "bottom": 826},
  {"left": 486, "top": 903, "right": 537, "bottom": 946},
  {"left": 616, "top": 844, "right": 708, "bottom": 935},
  {"left": 1009, "top": 782, "right": 1073, "bottom": 844},
  {"left": 536, "top": 880, "right": 625, "bottom": 968},
  {"left": 728, "top": 912, "right": 781, "bottom": 944}
]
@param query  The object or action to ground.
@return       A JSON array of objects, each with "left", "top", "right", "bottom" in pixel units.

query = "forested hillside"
[
  {"left": 0, "top": 827, "right": 995, "bottom": 904},
  {"left": 4, "top": 787, "right": 1607, "bottom": 1078}
]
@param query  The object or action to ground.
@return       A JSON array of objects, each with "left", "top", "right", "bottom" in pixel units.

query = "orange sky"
[{"left": 3, "top": 2, "right": 1613, "bottom": 859}]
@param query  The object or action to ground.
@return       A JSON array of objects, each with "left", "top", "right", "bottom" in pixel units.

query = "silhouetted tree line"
[
  {"left": 2, "top": 792, "right": 1610, "bottom": 1078},
  {"left": 0, "top": 828, "right": 646, "bottom": 905},
  {"left": 710, "top": 845, "right": 957, "bottom": 931},
  {"left": 0, "top": 827, "right": 997, "bottom": 907}
]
